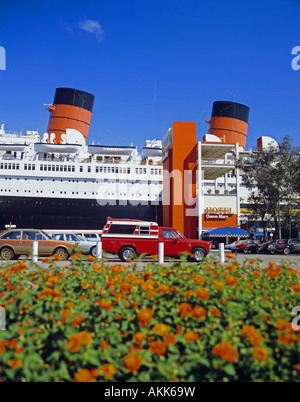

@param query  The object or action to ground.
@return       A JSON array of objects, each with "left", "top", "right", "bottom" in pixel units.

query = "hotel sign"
[{"left": 205, "top": 207, "right": 233, "bottom": 221}]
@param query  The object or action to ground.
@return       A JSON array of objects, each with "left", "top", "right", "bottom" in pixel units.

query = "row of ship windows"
[
  {"left": 0, "top": 163, "right": 162, "bottom": 176},
  {"left": 0, "top": 188, "right": 161, "bottom": 197},
  {"left": 2, "top": 177, "right": 162, "bottom": 185}
]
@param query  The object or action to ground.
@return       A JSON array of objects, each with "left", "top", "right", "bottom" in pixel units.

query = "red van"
[{"left": 101, "top": 217, "right": 211, "bottom": 262}]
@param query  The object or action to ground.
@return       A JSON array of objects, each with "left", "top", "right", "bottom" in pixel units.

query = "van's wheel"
[
  {"left": 0, "top": 247, "right": 15, "bottom": 260},
  {"left": 270, "top": 249, "right": 276, "bottom": 255},
  {"left": 243, "top": 248, "right": 248, "bottom": 254},
  {"left": 91, "top": 246, "right": 97, "bottom": 257},
  {"left": 118, "top": 246, "right": 136, "bottom": 262},
  {"left": 283, "top": 247, "right": 290, "bottom": 255},
  {"left": 53, "top": 247, "right": 69, "bottom": 260},
  {"left": 191, "top": 247, "right": 207, "bottom": 262}
]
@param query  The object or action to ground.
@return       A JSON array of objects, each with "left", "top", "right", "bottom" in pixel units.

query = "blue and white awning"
[{"left": 202, "top": 227, "right": 249, "bottom": 238}]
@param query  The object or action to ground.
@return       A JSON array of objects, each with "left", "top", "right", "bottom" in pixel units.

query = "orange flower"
[
  {"left": 5, "top": 338, "right": 17, "bottom": 348},
  {"left": 119, "top": 283, "right": 132, "bottom": 293},
  {"left": 213, "top": 280, "right": 224, "bottom": 290},
  {"left": 115, "top": 293, "right": 126, "bottom": 304},
  {"left": 71, "top": 253, "right": 84, "bottom": 260},
  {"left": 92, "top": 263, "right": 102, "bottom": 272},
  {"left": 99, "top": 364, "right": 117, "bottom": 380},
  {"left": 8, "top": 359, "right": 22, "bottom": 369},
  {"left": 209, "top": 308, "right": 221, "bottom": 317},
  {"left": 278, "top": 333, "right": 298, "bottom": 347},
  {"left": 178, "top": 303, "right": 193, "bottom": 317},
  {"left": 192, "top": 275, "right": 206, "bottom": 285},
  {"left": 137, "top": 308, "right": 153, "bottom": 327},
  {"left": 79, "top": 331, "right": 92, "bottom": 345},
  {"left": 241, "top": 326, "right": 263, "bottom": 346},
  {"left": 42, "top": 258, "right": 50, "bottom": 263},
  {"left": 152, "top": 323, "right": 171, "bottom": 336},
  {"left": 183, "top": 290, "right": 195, "bottom": 298},
  {"left": 81, "top": 281, "right": 89, "bottom": 289},
  {"left": 196, "top": 288, "right": 210, "bottom": 300},
  {"left": 124, "top": 352, "right": 142, "bottom": 372},
  {"left": 100, "top": 341, "right": 110, "bottom": 350},
  {"left": 133, "top": 332, "right": 147, "bottom": 345},
  {"left": 275, "top": 319, "right": 292, "bottom": 333},
  {"left": 212, "top": 341, "right": 238, "bottom": 363},
  {"left": 96, "top": 298, "right": 112, "bottom": 311},
  {"left": 225, "top": 276, "right": 239, "bottom": 287},
  {"left": 66, "top": 332, "right": 92, "bottom": 352},
  {"left": 149, "top": 340, "right": 166, "bottom": 355},
  {"left": 291, "top": 285, "right": 300, "bottom": 293},
  {"left": 37, "top": 288, "right": 62, "bottom": 301},
  {"left": 87, "top": 256, "right": 95, "bottom": 261},
  {"left": 71, "top": 316, "right": 84, "bottom": 327},
  {"left": 164, "top": 333, "right": 177, "bottom": 347},
  {"left": 192, "top": 306, "right": 206, "bottom": 319},
  {"left": 0, "top": 340, "right": 5, "bottom": 356},
  {"left": 157, "top": 284, "right": 171, "bottom": 294},
  {"left": 226, "top": 253, "right": 234, "bottom": 259},
  {"left": 74, "top": 368, "right": 97, "bottom": 382},
  {"left": 267, "top": 271, "right": 277, "bottom": 279},
  {"left": 296, "top": 364, "right": 300, "bottom": 373},
  {"left": 252, "top": 346, "right": 268, "bottom": 364},
  {"left": 184, "top": 330, "right": 200, "bottom": 342}
]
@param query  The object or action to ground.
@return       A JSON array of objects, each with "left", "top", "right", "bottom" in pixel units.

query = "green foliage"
[{"left": 238, "top": 135, "right": 300, "bottom": 239}]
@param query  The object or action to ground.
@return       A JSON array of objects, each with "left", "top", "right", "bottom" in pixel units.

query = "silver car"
[{"left": 50, "top": 233, "right": 98, "bottom": 257}]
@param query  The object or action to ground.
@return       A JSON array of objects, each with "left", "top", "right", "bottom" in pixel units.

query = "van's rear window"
[{"left": 108, "top": 224, "right": 137, "bottom": 235}]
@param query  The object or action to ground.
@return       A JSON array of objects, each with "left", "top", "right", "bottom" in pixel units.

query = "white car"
[
  {"left": 79, "top": 233, "right": 102, "bottom": 242},
  {"left": 225, "top": 241, "right": 240, "bottom": 251},
  {"left": 50, "top": 233, "right": 98, "bottom": 257}
]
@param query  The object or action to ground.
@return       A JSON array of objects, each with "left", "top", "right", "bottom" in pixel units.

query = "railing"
[{"left": 202, "top": 158, "right": 235, "bottom": 165}]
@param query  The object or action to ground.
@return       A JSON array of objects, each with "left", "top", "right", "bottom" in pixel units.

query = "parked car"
[
  {"left": 0, "top": 229, "right": 74, "bottom": 260},
  {"left": 235, "top": 240, "right": 259, "bottom": 253},
  {"left": 269, "top": 238, "right": 300, "bottom": 255},
  {"left": 49, "top": 233, "right": 98, "bottom": 257},
  {"left": 101, "top": 217, "right": 211, "bottom": 262},
  {"left": 225, "top": 241, "right": 240, "bottom": 251},
  {"left": 257, "top": 240, "right": 275, "bottom": 254},
  {"left": 288, "top": 239, "right": 300, "bottom": 254},
  {"left": 79, "top": 233, "right": 102, "bottom": 242},
  {"left": 243, "top": 241, "right": 261, "bottom": 254}
]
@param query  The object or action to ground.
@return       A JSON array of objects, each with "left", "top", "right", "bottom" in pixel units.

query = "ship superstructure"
[{"left": 0, "top": 88, "right": 163, "bottom": 229}]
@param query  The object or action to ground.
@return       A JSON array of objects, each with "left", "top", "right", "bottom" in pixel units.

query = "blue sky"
[{"left": 0, "top": 0, "right": 300, "bottom": 150}]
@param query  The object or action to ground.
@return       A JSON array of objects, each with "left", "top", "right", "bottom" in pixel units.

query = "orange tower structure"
[
  {"left": 207, "top": 101, "right": 250, "bottom": 149},
  {"left": 163, "top": 122, "right": 198, "bottom": 239},
  {"left": 47, "top": 88, "right": 95, "bottom": 143}
]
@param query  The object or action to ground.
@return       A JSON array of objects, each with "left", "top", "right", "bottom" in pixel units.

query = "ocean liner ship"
[{"left": 0, "top": 88, "right": 163, "bottom": 230}]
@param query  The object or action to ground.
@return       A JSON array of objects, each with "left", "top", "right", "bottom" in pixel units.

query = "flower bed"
[{"left": 0, "top": 254, "right": 299, "bottom": 382}]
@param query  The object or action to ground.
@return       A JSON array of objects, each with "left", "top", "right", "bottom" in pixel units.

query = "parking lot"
[{"left": 0, "top": 250, "right": 299, "bottom": 269}]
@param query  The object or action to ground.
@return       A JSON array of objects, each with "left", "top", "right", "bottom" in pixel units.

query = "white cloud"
[{"left": 78, "top": 19, "right": 105, "bottom": 40}]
